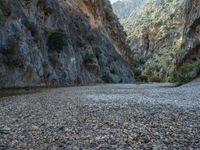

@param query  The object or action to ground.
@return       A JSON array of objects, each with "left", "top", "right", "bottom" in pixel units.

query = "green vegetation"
[
  {"left": 174, "top": 61, "right": 200, "bottom": 84},
  {"left": 0, "top": 89, "right": 40, "bottom": 98},
  {"left": 111, "top": 68, "right": 117, "bottom": 74},
  {"left": 47, "top": 30, "right": 67, "bottom": 52},
  {"left": 42, "top": 61, "right": 49, "bottom": 69},
  {"left": 37, "top": 0, "right": 53, "bottom": 15},
  {"left": 83, "top": 51, "right": 96, "bottom": 64},
  {"left": 149, "top": 76, "right": 162, "bottom": 82},
  {"left": 23, "top": 19, "right": 39, "bottom": 42},
  {"left": 24, "top": 65, "right": 35, "bottom": 79},
  {"left": 102, "top": 0, "right": 115, "bottom": 21},
  {"left": 3, "top": 35, "right": 23, "bottom": 67},
  {"left": 94, "top": 47, "right": 102, "bottom": 60},
  {"left": 0, "top": 0, "right": 10, "bottom": 25},
  {"left": 48, "top": 53, "right": 59, "bottom": 67},
  {"left": 102, "top": 74, "right": 113, "bottom": 83},
  {"left": 121, "top": 0, "right": 185, "bottom": 83},
  {"left": 134, "top": 69, "right": 148, "bottom": 82}
]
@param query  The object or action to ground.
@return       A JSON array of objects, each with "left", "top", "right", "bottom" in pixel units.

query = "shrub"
[
  {"left": 180, "top": 61, "right": 200, "bottom": 74},
  {"left": 47, "top": 30, "right": 67, "bottom": 52},
  {"left": 24, "top": 65, "right": 35, "bottom": 79},
  {"left": 102, "top": 75, "right": 113, "bottom": 83},
  {"left": 174, "top": 61, "right": 200, "bottom": 84},
  {"left": 136, "top": 75, "right": 148, "bottom": 82},
  {"left": 23, "top": 19, "right": 39, "bottom": 42},
  {"left": 37, "top": 0, "right": 53, "bottom": 15},
  {"left": 84, "top": 52, "right": 95, "bottom": 64},
  {"left": 105, "top": 8, "right": 115, "bottom": 21},
  {"left": 0, "top": 0, "right": 10, "bottom": 25},
  {"left": 42, "top": 61, "right": 49, "bottom": 69},
  {"left": 48, "top": 53, "right": 59, "bottom": 67},
  {"left": 111, "top": 68, "right": 117, "bottom": 74},
  {"left": 3, "top": 35, "right": 23, "bottom": 67},
  {"left": 94, "top": 47, "right": 102, "bottom": 59},
  {"left": 103, "top": 2, "right": 115, "bottom": 22},
  {"left": 0, "top": 9, "right": 6, "bottom": 25},
  {"left": 149, "top": 76, "right": 162, "bottom": 82}
]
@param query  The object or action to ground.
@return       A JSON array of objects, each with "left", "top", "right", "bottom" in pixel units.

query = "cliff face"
[
  {"left": 0, "top": 0, "right": 134, "bottom": 88},
  {"left": 119, "top": 0, "right": 186, "bottom": 82},
  {"left": 176, "top": 0, "right": 200, "bottom": 82}
]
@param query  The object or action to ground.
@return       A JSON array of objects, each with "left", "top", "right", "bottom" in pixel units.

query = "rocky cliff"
[
  {"left": 113, "top": 0, "right": 200, "bottom": 83},
  {"left": 176, "top": 0, "right": 200, "bottom": 83},
  {"left": 0, "top": 0, "right": 134, "bottom": 88},
  {"left": 123, "top": 0, "right": 186, "bottom": 82}
]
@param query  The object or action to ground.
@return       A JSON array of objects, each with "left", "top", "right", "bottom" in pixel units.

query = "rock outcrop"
[
  {"left": 126, "top": 0, "right": 185, "bottom": 82},
  {"left": 0, "top": 0, "right": 134, "bottom": 88},
  {"left": 113, "top": 0, "right": 187, "bottom": 82},
  {"left": 176, "top": 0, "right": 200, "bottom": 82}
]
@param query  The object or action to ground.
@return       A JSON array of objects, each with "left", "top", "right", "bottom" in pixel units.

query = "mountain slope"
[
  {"left": 114, "top": 0, "right": 186, "bottom": 82},
  {"left": 112, "top": 0, "right": 148, "bottom": 20},
  {"left": 126, "top": 0, "right": 185, "bottom": 82},
  {"left": 0, "top": 0, "right": 134, "bottom": 88}
]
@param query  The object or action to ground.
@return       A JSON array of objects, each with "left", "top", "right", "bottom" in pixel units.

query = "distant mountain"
[{"left": 112, "top": 0, "right": 148, "bottom": 20}]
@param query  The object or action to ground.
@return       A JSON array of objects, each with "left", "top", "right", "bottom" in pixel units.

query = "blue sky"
[{"left": 110, "top": 0, "right": 118, "bottom": 4}]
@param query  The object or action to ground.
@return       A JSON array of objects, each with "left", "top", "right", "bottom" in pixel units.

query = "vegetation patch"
[
  {"left": 149, "top": 76, "right": 162, "bottom": 82},
  {"left": 0, "top": 0, "right": 10, "bottom": 25},
  {"left": 37, "top": 0, "right": 53, "bottom": 16},
  {"left": 174, "top": 61, "right": 200, "bottom": 84},
  {"left": 47, "top": 30, "right": 68, "bottom": 53},
  {"left": 83, "top": 52, "right": 96, "bottom": 64},
  {"left": 102, "top": 0, "right": 115, "bottom": 21},
  {"left": 23, "top": 65, "right": 35, "bottom": 79},
  {"left": 23, "top": 19, "right": 39, "bottom": 42},
  {"left": 102, "top": 74, "right": 113, "bottom": 83},
  {"left": 3, "top": 35, "right": 23, "bottom": 67},
  {"left": 48, "top": 53, "right": 59, "bottom": 67},
  {"left": 42, "top": 61, "right": 49, "bottom": 69}
]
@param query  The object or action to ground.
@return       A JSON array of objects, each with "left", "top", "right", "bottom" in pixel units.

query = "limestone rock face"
[
  {"left": 176, "top": 0, "right": 200, "bottom": 82},
  {"left": 124, "top": 0, "right": 186, "bottom": 82},
  {"left": 0, "top": 0, "right": 134, "bottom": 88}
]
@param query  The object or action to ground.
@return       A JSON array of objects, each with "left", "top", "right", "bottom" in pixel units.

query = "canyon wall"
[{"left": 0, "top": 0, "right": 134, "bottom": 88}]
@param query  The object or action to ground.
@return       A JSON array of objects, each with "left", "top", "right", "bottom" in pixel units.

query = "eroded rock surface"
[{"left": 0, "top": 0, "right": 134, "bottom": 88}]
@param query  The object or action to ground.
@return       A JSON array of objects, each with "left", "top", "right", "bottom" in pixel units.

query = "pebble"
[
  {"left": 0, "top": 83, "right": 200, "bottom": 149},
  {"left": 31, "top": 125, "right": 39, "bottom": 131}
]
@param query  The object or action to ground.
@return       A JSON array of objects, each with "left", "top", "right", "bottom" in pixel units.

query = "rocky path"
[{"left": 0, "top": 82, "right": 200, "bottom": 149}]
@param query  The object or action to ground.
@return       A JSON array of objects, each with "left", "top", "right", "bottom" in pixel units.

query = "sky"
[{"left": 110, "top": 0, "right": 118, "bottom": 4}]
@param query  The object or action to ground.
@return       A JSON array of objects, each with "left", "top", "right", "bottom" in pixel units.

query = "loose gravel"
[{"left": 0, "top": 82, "right": 200, "bottom": 149}]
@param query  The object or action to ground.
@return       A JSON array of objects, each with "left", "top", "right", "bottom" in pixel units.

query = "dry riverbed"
[{"left": 0, "top": 82, "right": 200, "bottom": 149}]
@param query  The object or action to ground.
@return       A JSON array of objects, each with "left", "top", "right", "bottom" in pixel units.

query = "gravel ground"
[{"left": 0, "top": 82, "right": 200, "bottom": 149}]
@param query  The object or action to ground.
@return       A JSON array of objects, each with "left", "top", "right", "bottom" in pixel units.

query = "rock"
[
  {"left": 0, "top": 126, "right": 11, "bottom": 134},
  {"left": 113, "top": 0, "right": 200, "bottom": 83},
  {"left": 1, "top": 84, "right": 200, "bottom": 149},
  {"left": 31, "top": 125, "right": 39, "bottom": 131},
  {"left": 0, "top": 0, "right": 134, "bottom": 88}
]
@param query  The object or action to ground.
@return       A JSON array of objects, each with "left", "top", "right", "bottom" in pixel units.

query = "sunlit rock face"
[
  {"left": 113, "top": 0, "right": 186, "bottom": 82},
  {"left": 0, "top": 0, "right": 134, "bottom": 88}
]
